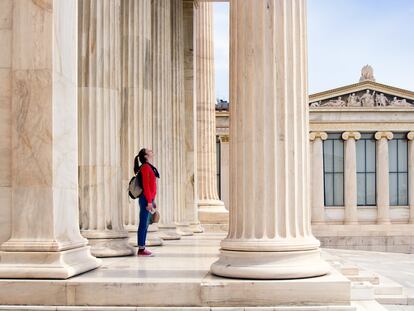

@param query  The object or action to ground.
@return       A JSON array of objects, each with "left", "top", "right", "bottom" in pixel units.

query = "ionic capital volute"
[
  {"left": 407, "top": 132, "right": 414, "bottom": 141},
  {"left": 309, "top": 131, "right": 328, "bottom": 141},
  {"left": 342, "top": 131, "right": 361, "bottom": 141},
  {"left": 375, "top": 131, "right": 393, "bottom": 141},
  {"left": 219, "top": 135, "right": 230, "bottom": 143}
]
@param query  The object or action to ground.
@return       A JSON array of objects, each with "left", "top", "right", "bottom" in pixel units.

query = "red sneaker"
[{"left": 137, "top": 249, "right": 154, "bottom": 257}]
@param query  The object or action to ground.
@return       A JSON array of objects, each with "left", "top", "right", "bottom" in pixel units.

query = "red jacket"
[{"left": 141, "top": 163, "right": 157, "bottom": 204}]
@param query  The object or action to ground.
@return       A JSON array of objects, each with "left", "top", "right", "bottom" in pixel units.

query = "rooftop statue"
[{"left": 359, "top": 65, "right": 376, "bottom": 82}]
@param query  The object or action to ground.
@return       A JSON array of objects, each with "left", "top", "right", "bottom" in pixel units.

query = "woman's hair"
[{"left": 134, "top": 148, "right": 147, "bottom": 174}]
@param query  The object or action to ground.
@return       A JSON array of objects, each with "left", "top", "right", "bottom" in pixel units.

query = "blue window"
[
  {"left": 356, "top": 133, "right": 376, "bottom": 206},
  {"left": 323, "top": 133, "right": 344, "bottom": 206},
  {"left": 389, "top": 133, "right": 408, "bottom": 206}
]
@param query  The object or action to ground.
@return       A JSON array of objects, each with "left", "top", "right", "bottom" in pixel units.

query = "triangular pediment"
[{"left": 309, "top": 81, "right": 414, "bottom": 109}]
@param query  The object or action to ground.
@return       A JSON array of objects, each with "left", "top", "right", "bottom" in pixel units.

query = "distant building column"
[
  {"left": 310, "top": 132, "right": 328, "bottom": 224},
  {"left": 219, "top": 135, "right": 230, "bottom": 210},
  {"left": 342, "top": 131, "right": 361, "bottom": 225},
  {"left": 195, "top": 2, "right": 228, "bottom": 224},
  {"left": 375, "top": 131, "right": 393, "bottom": 225},
  {"left": 407, "top": 132, "right": 414, "bottom": 224}
]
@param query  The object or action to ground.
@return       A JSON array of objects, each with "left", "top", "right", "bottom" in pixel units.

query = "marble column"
[
  {"left": 152, "top": 0, "right": 180, "bottom": 240},
  {"left": 211, "top": 0, "right": 329, "bottom": 279},
  {"left": 195, "top": 2, "right": 228, "bottom": 224},
  {"left": 183, "top": 1, "right": 203, "bottom": 233},
  {"left": 78, "top": 0, "right": 133, "bottom": 257},
  {"left": 310, "top": 132, "right": 328, "bottom": 224},
  {"left": 219, "top": 135, "right": 230, "bottom": 210},
  {"left": 171, "top": 0, "right": 193, "bottom": 236},
  {"left": 119, "top": 0, "right": 162, "bottom": 246},
  {"left": 342, "top": 131, "right": 361, "bottom": 225},
  {"left": 407, "top": 132, "right": 414, "bottom": 224},
  {"left": 0, "top": 0, "right": 12, "bottom": 245},
  {"left": 0, "top": 0, "right": 101, "bottom": 278},
  {"left": 375, "top": 131, "right": 393, "bottom": 225}
]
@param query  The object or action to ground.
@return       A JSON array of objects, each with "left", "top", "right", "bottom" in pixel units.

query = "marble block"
[
  {"left": 0, "top": 246, "right": 101, "bottom": 279},
  {"left": 202, "top": 268, "right": 350, "bottom": 307}
]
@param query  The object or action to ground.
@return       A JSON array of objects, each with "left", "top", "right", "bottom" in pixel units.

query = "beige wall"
[{"left": 0, "top": 0, "right": 12, "bottom": 244}]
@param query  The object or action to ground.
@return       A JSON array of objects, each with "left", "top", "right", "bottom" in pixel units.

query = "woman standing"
[{"left": 134, "top": 148, "right": 159, "bottom": 257}]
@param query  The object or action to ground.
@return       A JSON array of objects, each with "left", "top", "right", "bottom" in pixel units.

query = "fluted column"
[
  {"left": 120, "top": 0, "right": 162, "bottom": 246},
  {"left": 152, "top": 0, "right": 180, "bottom": 240},
  {"left": 310, "top": 132, "right": 328, "bottom": 224},
  {"left": 375, "top": 132, "right": 393, "bottom": 224},
  {"left": 407, "top": 132, "right": 414, "bottom": 224},
  {"left": 342, "top": 131, "right": 361, "bottom": 225},
  {"left": 172, "top": 0, "right": 193, "bottom": 236},
  {"left": 195, "top": 2, "right": 228, "bottom": 224},
  {"left": 211, "top": 0, "right": 329, "bottom": 279},
  {"left": 0, "top": 0, "right": 100, "bottom": 278},
  {"left": 78, "top": 0, "right": 133, "bottom": 257},
  {"left": 183, "top": 1, "right": 203, "bottom": 233}
]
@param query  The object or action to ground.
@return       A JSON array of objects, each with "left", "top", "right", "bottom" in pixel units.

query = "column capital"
[
  {"left": 219, "top": 135, "right": 230, "bottom": 143},
  {"left": 407, "top": 132, "right": 414, "bottom": 140},
  {"left": 342, "top": 131, "right": 361, "bottom": 141},
  {"left": 375, "top": 131, "right": 393, "bottom": 141},
  {"left": 309, "top": 132, "right": 328, "bottom": 141}
]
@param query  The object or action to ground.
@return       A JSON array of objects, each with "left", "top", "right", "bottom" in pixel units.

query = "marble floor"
[{"left": 0, "top": 232, "right": 413, "bottom": 310}]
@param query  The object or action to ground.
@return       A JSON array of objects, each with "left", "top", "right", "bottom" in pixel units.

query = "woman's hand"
[{"left": 146, "top": 203, "right": 155, "bottom": 213}]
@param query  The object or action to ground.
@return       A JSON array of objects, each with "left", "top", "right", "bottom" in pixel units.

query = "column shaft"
[
  {"left": 121, "top": 0, "right": 152, "bottom": 231},
  {"left": 211, "top": 0, "right": 328, "bottom": 279},
  {"left": 310, "top": 132, "right": 328, "bottom": 224},
  {"left": 375, "top": 132, "right": 393, "bottom": 224},
  {"left": 172, "top": 0, "right": 193, "bottom": 236},
  {"left": 183, "top": 1, "right": 203, "bottom": 232},
  {"left": 152, "top": 0, "right": 181, "bottom": 240},
  {"left": 342, "top": 132, "right": 361, "bottom": 225},
  {"left": 0, "top": 0, "right": 100, "bottom": 278},
  {"left": 407, "top": 133, "right": 414, "bottom": 223},
  {"left": 195, "top": 2, "right": 228, "bottom": 224},
  {"left": 78, "top": 0, "right": 133, "bottom": 257}
]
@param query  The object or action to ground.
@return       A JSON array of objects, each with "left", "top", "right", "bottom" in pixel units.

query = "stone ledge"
[{"left": 0, "top": 269, "right": 351, "bottom": 308}]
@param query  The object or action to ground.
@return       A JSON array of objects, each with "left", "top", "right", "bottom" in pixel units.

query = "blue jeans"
[{"left": 137, "top": 196, "right": 152, "bottom": 247}]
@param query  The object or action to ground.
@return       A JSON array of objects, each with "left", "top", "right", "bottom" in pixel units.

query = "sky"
[{"left": 213, "top": 0, "right": 414, "bottom": 100}]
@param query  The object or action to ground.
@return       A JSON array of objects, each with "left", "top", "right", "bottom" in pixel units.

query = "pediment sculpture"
[{"left": 310, "top": 89, "right": 414, "bottom": 108}]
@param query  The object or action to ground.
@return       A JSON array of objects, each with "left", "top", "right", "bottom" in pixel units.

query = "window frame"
[
  {"left": 356, "top": 133, "right": 377, "bottom": 207},
  {"left": 389, "top": 133, "right": 409, "bottom": 206},
  {"left": 323, "top": 133, "right": 344, "bottom": 207}
]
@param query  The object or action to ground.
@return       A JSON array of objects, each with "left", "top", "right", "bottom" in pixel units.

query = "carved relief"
[{"left": 310, "top": 89, "right": 414, "bottom": 108}]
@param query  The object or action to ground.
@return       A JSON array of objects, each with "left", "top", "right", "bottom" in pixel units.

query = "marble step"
[
  {"left": 375, "top": 294, "right": 408, "bottom": 305},
  {"left": 351, "top": 282, "right": 374, "bottom": 301},
  {"left": 374, "top": 284, "right": 404, "bottom": 295},
  {"left": 352, "top": 300, "right": 389, "bottom": 311},
  {"left": 340, "top": 265, "right": 360, "bottom": 276},
  {"left": 0, "top": 306, "right": 357, "bottom": 311},
  {"left": 347, "top": 271, "right": 380, "bottom": 285}
]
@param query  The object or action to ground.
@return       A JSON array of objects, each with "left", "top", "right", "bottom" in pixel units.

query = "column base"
[
  {"left": 158, "top": 223, "right": 182, "bottom": 240},
  {"left": 176, "top": 223, "right": 194, "bottom": 236},
  {"left": 198, "top": 200, "right": 229, "bottom": 224},
  {"left": 0, "top": 246, "right": 101, "bottom": 279},
  {"left": 189, "top": 222, "right": 204, "bottom": 233},
  {"left": 87, "top": 237, "right": 134, "bottom": 258},
  {"left": 210, "top": 248, "right": 329, "bottom": 279}
]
